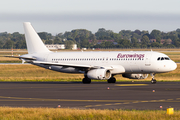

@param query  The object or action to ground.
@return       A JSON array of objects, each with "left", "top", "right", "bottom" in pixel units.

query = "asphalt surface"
[{"left": 0, "top": 82, "right": 180, "bottom": 110}]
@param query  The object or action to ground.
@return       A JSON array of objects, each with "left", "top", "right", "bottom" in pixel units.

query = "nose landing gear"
[{"left": 150, "top": 73, "right": 156, "bottom": 84}]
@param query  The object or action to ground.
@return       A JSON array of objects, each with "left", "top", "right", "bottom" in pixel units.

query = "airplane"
[{"left": 16, "top": 22, "right": 177, "bottom": 84}]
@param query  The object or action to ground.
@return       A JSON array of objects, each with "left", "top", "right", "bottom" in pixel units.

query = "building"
[
  {"left": 72, "top": 44, "right": 77, "bottom": 50},
  {"left": 160, "top": 39, "right": 172, "bottom": 44},
  {"left": 150, "top": 39, "right": 156, "bottom": 43},
  {"left": 45, "top": 44, "right": 65, "bottom": 50}
]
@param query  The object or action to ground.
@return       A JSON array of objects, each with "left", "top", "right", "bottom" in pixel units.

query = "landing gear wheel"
[
  {"left": 151, "top": 79, "right": 156, "bottom": 84},
  {"left": 107, "top": 77, "right": 116, "bottom": 83},
  {"left": 82, "top": 78, "right": 91, "bottom": 84},
  {"left": 150, "top": 73, "right": 157, "bottom": 84}
]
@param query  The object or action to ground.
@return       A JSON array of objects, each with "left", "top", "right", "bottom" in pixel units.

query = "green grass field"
[{"left": 0, "top": 107, "right": 179, "bottom": 120}]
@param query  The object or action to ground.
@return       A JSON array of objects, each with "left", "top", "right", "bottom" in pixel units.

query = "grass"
[
  {"left": 0, "top": 63, "right": 179, "bottom": 82},
  {"left": 0, "top": 107, "right": 179, "bottom": 120}
]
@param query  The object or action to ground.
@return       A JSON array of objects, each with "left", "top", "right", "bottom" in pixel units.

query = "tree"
[
  {"left": 150, "top": 30, "right": 161, "bottom": 39},
  {"left": 156, "top": 37, "right": 161, "bottom": 43},
  {"left": 131, "top": 37, "right": 138, "bottom": 44},
  {"left": 176, "top": 28, "right": 180, "bottom": 33},
  {"left": 119, "top": 30, "right": 132, "bottom": 40},
  {"left": 131, "top": 37, "right": 139, "bottom": 48},
  {"left": 134, "top": 29, "right": 141, "bottom": 35},
  {"left": 141, "top": 35, "right": 150, "bottom": 48},
  {"left": 45, "top": 40, "right": 53, "bottom": 44},
  {"left": 117, "top": 39, "right": 131, "bottom": 48},
  {"left": 174, "top": 40, "right": 180, "bottom": 47},
  {"left": 38, "top": 32, "right": 52, "bottom": 40},
  {"left": 64, "top": 40, "right": 74, "bottom": 49},
  {"left": 15, "top": 40, "right": 26, "bottom": 49},
  {"left": 0, "top": 40, "right": 3, "bottom": 48},
  {"left": 3, "top": 40, "right": 14, "bottom": 49},
  {"left": 151, "top": 42, "right": 161, "bottom": 48},
  {"left": 95, "top": 28, "right": 113, "bottom": 40},
  {"left": 54, "top": 36, "right": 63, "bottom": 44}
]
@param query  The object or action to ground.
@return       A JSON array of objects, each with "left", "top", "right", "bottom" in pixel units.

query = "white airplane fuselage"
[{"left": 25, "top": 51, "right": 176, "bottom": 74}]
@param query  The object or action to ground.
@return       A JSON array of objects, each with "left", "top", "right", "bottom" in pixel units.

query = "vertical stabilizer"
[{"left": 23, "top": 22, "right": 50, "bottom": 54}]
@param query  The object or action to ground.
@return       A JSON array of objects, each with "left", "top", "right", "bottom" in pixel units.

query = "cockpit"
[{"left": 157, "top": 57, "right": 170, "bottom": 61}]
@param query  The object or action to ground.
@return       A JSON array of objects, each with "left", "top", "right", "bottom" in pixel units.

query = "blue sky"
[{"left": 0, "top": 0, "right": 180, "bottom": 34}]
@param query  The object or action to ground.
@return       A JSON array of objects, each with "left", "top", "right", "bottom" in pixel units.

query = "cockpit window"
[
  {"left": 165, "top": 57, "right": 170, "bottom": 60},
  {"left": 157, "top": 57, "right": 170, "bottom": 61}
]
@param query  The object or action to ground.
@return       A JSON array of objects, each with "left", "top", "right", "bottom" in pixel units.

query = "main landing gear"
[
  {"left": 82, "top": 75, "right": 91, "bottom": 84},
  {"left": 150, "top": 73, "right": 156, "bottom": 84},
  {"left": 107, "top": 77, "right": 116, "bottom": 83}
]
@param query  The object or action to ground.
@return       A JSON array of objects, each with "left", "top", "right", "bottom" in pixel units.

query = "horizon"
[{"left": 0, "top": 0, "right": 180, "bottom": 34}]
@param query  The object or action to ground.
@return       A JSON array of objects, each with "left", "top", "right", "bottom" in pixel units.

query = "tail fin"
[{"left": 23, "top": 22, "right": 50, "bottom": 54}]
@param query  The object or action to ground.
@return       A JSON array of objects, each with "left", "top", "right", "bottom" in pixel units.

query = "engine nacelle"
[
  {"left": 122, "top": 74, "right": 148, "bottom": 79},
  {"left": 87, "top": 69, "right": 111, "bottom": 80}
]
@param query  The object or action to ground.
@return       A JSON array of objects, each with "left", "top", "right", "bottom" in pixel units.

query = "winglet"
[{"left": 23, "top": 22, "right": 50, "bottom": 54}]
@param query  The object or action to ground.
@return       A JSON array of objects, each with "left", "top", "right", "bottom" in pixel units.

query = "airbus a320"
[{"left": 17, "top": 22, "right": 177, "bottom": 84}]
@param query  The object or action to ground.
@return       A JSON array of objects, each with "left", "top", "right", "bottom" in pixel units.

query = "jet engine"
[
  {"left": 122, "top": 74, "right": 148, "bottom": 79},
  {"left": 87, "top": 69, "right": 111, "bottom": 80}
]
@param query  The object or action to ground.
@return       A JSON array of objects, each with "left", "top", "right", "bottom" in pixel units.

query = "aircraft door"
[
  {"left": 43, "top": 54, "right": 49, "bottom": 62},
  {"left": 145, "top": 53, "right": 152, "bottom": 66}
]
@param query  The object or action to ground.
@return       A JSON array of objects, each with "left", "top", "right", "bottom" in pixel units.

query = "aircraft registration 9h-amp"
[{"left": 16, "top": 22, "right": 177, "bottom": 84}]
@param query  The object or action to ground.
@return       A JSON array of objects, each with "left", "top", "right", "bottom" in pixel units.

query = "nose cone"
[{"left": 170, "top": 62, "right": 177, "bottom": 71}]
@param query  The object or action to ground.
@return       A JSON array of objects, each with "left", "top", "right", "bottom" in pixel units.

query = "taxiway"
[{"left": 0, "top": 82, "right": 180, "bottom": 110}]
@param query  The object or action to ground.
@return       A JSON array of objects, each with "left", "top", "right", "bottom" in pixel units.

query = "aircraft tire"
[
  {"left": 82, "top": 78, "right": 91, "bottom": 84},
  {"left": 151, "top": 79, "right": 156, "bottom": 84},
  {"left": 107, "top": 77, "right": 116, "bottom": 83}
]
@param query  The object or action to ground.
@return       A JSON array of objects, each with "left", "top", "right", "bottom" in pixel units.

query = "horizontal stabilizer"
[{"left": 4, "top": 55, "right": 36, "bottom": 60}]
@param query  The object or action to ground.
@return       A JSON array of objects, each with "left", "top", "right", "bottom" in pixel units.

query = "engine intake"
[
  {"left": 87, "top": 69, "right": 111, "bottom": 80},
  {"left": 122, "top": 74, "right": 148, "bottom": 79}
]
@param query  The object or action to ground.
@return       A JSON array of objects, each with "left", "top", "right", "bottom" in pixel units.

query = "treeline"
[{"left": 1, "top": 28, "right": 180, "bottom": 49}]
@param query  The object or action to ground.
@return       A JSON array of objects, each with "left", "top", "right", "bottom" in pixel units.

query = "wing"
[
  {"left": 33, "top": 61, "right": 103, "bottom": 70},
  {"left": 33, "top": 61, "right": 124, "bottom": 74},
  {"left": 4, "top": 56, "right": 36, "bottom": 60}
]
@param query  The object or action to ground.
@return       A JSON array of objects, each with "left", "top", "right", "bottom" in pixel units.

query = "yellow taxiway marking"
[
  {"left": 85, "top": 98, "right": 180, "bottom": 108},
  {"left": 150, "top": 100, "right": 158, "bottom": 102},
  {"left": 95, "top": 105, "right": 102, "bottom": 106},
  {"left": 167, "top": 99, "right": 173, "bottom": 101},
  {"left": 85, "top": 105, "right": 92, "bottom": 107},
  {"left": 0, "top": 96, "right": 134, "bottom": 103},
  {"left": 141, "top": 101, "right": 149, "bottom": 103},
  {"left": 1, "top": 96, "right": 179, "bottom": 108},
  {"left": 132, "top": 101, "right": 139, "bottom": 103},
  {"left": 115, "top": 84, "right": 148, "bottom": 86}
]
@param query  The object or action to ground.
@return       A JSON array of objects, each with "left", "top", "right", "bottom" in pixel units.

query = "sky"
[{"left": 0, "top": 0, "right": 180, "bottom": 34}]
